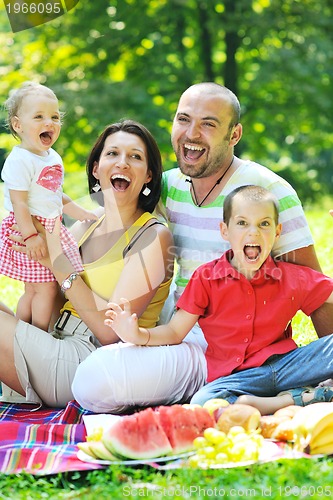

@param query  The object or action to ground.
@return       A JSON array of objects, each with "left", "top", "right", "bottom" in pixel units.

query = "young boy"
[{"left": 105, "top": 185, "right": 333, "bottom": 412}]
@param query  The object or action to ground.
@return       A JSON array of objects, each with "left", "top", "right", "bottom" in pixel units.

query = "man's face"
[{"left": 171, "top": 89, "right": 235, "bottom": 178}]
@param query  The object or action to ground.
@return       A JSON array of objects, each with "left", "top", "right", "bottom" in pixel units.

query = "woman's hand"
[
  {"left": 25, "top": 234, "right": 47, "bottom": 261},
  {"left": 9, "top": 216, "right": 63, "bottom": 271}
]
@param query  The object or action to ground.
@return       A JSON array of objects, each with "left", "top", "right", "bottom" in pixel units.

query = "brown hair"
[
  {"left": 223, "top": 185, "right": 280, "bottom": 225},
  {"left": 86, "top": 119, "right": 163, "bottom": 213}
]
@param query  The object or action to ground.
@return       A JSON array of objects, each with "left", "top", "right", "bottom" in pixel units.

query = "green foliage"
[{"left": 0, "top": 0, "right": 332, "bottom": 200}]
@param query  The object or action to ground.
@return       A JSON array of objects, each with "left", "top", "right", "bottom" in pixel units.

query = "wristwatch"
[{"left": 61, "top": 273, "right": 78, "bottom": 293}]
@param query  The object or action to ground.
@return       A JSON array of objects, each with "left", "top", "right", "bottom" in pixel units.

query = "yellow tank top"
[{"left": 63, "top": 212, "right": 171, "bottom": 328}]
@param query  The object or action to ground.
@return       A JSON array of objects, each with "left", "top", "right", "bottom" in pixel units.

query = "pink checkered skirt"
[{"left": 0, "top": 213, "right": 83, "bottom": 283}]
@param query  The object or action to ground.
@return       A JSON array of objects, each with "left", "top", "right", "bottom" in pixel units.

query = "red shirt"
[{"left": 177, "top": 250, "right": 333, "bottom": 382}]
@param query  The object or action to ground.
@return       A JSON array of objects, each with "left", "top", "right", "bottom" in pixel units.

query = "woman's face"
[{"left": 93, "top": 131, "right": 152, "bottom": 204}]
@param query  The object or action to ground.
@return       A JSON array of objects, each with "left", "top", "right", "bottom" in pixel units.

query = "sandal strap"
[
  {"left": 304, "top": 387, "right": 333, "bottom": 406},
  {"left": 278, "top": 387, "right": 311, "bottom": 406}
]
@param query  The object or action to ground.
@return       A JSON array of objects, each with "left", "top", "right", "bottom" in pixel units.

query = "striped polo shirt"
[{"left": 161, "top": 160, "right": 314, "bottom": 303}]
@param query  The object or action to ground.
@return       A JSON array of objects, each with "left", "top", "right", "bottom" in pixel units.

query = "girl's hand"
[
  {"left": 104, "top": 298, "right": 141, "bottom": 343},
  {"left": 76, "top": 208, "right": 99, "bottom": 222}
]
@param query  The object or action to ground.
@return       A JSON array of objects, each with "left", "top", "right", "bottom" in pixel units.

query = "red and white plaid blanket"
[
  {"left": 0, "top": 400, "right": 104, "bottom": 475},
  {"left": 0, "top": 401, "right": 317, "bottom": 475}
]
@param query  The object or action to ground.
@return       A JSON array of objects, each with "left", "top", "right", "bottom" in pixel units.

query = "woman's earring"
[
  {"left": 142, "top": 184, "right": 151, "bottom": 196},
  {"left": 92, "top": 182, "right": 101, "bottom": 192}
]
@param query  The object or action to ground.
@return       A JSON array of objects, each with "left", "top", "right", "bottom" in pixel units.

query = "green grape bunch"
[{"left": 188, "top": 425, "right": 264, "bottom": 468}]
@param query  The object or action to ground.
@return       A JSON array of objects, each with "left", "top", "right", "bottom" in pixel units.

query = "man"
[
  {"left": 72, "top": 83, "right": 333, "bottom": 414},
  {"left": 161, "top": 82, "right": 333, "bottom": 337}
]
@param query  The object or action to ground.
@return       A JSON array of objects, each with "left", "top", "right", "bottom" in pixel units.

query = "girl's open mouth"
[{"left": 40, "top": 131, "right": 53, "bottom": 146}]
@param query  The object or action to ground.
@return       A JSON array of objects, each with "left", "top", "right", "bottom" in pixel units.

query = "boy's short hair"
[{"left": 223, "top": 185, "right": 280, "bottom": 225}]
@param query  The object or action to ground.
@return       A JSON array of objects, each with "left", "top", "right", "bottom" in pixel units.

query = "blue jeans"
[{"left": 190, "top": 334, "right": 333, "bottom": 405}]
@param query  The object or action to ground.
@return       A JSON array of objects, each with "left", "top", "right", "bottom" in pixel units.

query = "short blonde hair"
[{"left": 4, "top": 81, "right": 59, "bottom": 139}]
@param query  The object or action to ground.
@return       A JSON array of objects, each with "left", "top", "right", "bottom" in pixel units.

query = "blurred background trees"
[{"left": 0, "top": 0, "right": 332, "bottom": 203}]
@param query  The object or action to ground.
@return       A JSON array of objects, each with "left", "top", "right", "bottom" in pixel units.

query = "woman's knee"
[{"left": 72, "top": 347, "right": 130, "bottom": 413}]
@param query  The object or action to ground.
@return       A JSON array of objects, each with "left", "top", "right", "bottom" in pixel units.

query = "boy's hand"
[
  {"left": 330, "top": 210, "right": 333, "bottom": 218},
  {"left": 105, "top": 298, "right": 140, "bottom": 343}
]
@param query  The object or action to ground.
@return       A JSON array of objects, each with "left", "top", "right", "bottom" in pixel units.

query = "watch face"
[{"left": 62, "top": 280, "right": 71, "bottom": 290}]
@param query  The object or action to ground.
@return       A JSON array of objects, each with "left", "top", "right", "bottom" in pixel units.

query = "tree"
[{"left": 0, "top": 0, "right": 332, "bottom": 201}]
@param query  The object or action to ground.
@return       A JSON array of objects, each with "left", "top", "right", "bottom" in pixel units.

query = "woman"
[{"left": 0, "top": 119, "right": 174, "bottom": 408}]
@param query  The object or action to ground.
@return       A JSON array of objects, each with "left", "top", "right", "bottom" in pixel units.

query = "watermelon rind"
[{"left": 103, "top": 408, "right": 173, "bottom": 459}]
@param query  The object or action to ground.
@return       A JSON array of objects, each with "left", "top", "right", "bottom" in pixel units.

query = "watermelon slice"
[
  {"left": 103, "top": 407, "right": 172, "bottom": 459},
  {"left": 102, "top": 405, "right": 215, "bottom": 460},
  {"left": 193, "top": 406, "right": 216, "bottom": 433},
  {"left": 157, "top": 405, "right": 215, "bottom": 453}
]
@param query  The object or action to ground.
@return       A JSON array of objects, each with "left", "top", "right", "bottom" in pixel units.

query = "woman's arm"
[
  {"left": 105, "top": 298, "right": 198, "bottom": 346},
  {"left": 109, "top": 222, "right": 174, "bottom": 316},
  {"left": 11, "top": 217, "right": 174, "bottom": 345},
  {"left": 39, "top": 218, "right": 174, "bottom": 345}
]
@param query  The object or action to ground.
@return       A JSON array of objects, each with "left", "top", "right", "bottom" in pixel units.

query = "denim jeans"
[{"left": 190, "top": 334, "right": 333, "bottom": 405}]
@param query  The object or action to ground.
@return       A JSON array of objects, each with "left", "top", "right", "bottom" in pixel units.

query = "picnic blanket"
[
  {"left": 0, "top": 400, "right": 105, "bottom": 475},
  {"left": 0, "top": 401, "right": 321, "bottom": 475}
]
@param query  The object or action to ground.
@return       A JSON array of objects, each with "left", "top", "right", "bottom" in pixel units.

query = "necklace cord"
[{"left": 189, "top": 155, "right": 234, "bottom": 207}]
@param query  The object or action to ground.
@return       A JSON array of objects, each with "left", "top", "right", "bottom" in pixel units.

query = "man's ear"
[
  {"left": 229, "top": 123, "right": 242, "bottom": 147},
  {"left": 220, "top": 221, "right": 229, "bottom": 241}
]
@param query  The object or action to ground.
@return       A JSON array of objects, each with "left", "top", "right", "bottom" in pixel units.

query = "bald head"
[{"left": 181, "top": 83, "right": 241, "bottom": 125}]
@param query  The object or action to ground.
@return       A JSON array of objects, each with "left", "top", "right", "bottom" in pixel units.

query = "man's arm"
[{"left": 281, "top": 245, "right": 333, "bottom": 337}]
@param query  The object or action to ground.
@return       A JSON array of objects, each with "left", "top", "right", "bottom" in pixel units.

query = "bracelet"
[
  {"left": 143, "top": 328, "right": 150, "bottom": 346},
  {"left": 23, "top": 232, "right": 39, "bottom": 242}
]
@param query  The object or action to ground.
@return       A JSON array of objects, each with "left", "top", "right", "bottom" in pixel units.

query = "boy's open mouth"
[
  {"left": 243, "top": 244, "right": 261, "bottom": 262},
  {"left": 183, "top": 143, "right": 205, "bottom": 161},
  {"left": 111, "top": 174, "right": 131, "bottom": 191}
]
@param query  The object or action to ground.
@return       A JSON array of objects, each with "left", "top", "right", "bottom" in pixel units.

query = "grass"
[{"left": 0, "top": 203, "right": 333, "bottom": 498}]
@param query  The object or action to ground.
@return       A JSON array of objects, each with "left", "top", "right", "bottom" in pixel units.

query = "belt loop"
[{"left": 55, "top": 310, "right": 71, "bottom": 332}]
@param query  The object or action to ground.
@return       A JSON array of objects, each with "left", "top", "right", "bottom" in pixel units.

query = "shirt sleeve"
[
  {"left": 297, "top": 266, "right": 333, "bottom": 316},
  {"left": 1, "top": 153, "right": 33, "bottom": 191},
  {"left": 176, "top": 266, "right": 211, "bottom": 316}
]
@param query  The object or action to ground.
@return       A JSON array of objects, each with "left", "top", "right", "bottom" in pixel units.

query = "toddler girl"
[{"left": 0, "top": 81, "right": 96, "bottom": 331}]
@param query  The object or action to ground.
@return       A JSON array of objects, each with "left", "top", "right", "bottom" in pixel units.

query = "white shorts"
[
  {"left": 14, "top": 320, "right": 97, "bottom": 407},
  {"left": 72, "top": 339, "right": 208, "bottom": 414}
]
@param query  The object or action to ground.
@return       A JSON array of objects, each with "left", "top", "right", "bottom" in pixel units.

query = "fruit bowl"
[{"left": 77, "top": 449, "right": 194, "bottom": 466}]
